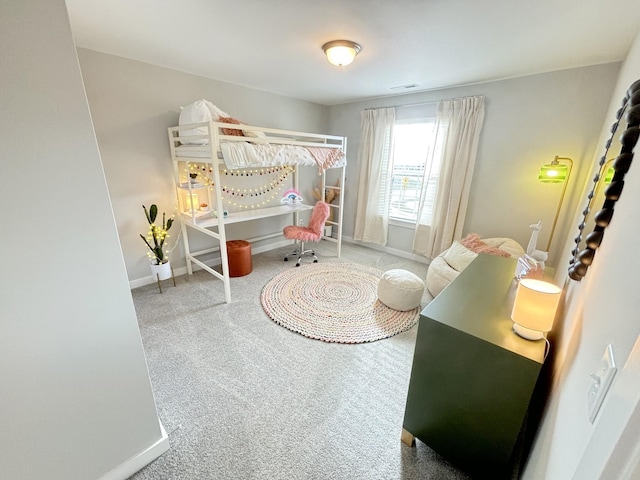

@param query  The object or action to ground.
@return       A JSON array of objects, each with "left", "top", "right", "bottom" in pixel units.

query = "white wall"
[
  {"left": 0, "top": 1, "right": 167, "bottom": 479},
  {"left": 77, "top": 49, "right": 329, "bottom": 284},
  {"left": 327, "top": 65, "right": 619, "bottom": 267},
  {"left": 522, "top": 29, "right": 640, "bottom": 480}
]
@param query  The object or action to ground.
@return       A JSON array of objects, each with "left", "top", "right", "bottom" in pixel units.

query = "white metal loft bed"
[{"left": 167, "top": 121, "right": 346, "bottom": 303}]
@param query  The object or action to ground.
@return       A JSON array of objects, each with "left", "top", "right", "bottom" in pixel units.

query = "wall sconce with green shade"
[
  {"left": 603, "top": 162, "right": 615, "bottom": 184},
  {"left": 591, "top": 159, "right": 615, "bottom": 203},
  {"left": 538, "top": 156, "right": 573, "bottom": 252}
]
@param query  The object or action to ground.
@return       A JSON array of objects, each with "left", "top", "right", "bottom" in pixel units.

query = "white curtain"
[
  {"left": 354, "top": 107, "right": 395, "bottom": 245},
  {"left": 413, "top": 96, "right": 485, "bottom": 258}
]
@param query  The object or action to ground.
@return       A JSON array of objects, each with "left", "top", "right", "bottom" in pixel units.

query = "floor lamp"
[{"left": 538, "top": 156, "right": 573, "bottom": 252}]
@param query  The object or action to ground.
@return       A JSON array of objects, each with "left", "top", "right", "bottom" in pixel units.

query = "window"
[{"left": 388, "top": 119, "right": 440, "bottom": 225}]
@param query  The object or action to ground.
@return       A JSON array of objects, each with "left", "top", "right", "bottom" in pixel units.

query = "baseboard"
[
  {"left": 97, "top": 422, "right": 169, "bottom": 480},
  {"left": 129, "top": 239, "right": 293, "bottom": 289},
  {"left": 342, "top": 235, "right": 431, "bottom": 265},
  {"left": 130, "top": 236, "right": 429, "bottom": 289},
  {"left": 252, "top": 238, "right": 292, "bottom": 255}
]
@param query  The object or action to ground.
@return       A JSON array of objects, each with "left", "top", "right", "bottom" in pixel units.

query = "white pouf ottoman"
[{"left": 378, "top": 269, "right": 425, "bottom": 311}]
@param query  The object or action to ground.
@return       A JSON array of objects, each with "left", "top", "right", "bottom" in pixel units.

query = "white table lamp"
[
  {"left": 511, "top": 279, "right": 562, "bottom": 340},
  {"left": 185, "top": 193, "right": 199, "bottom": 212}
]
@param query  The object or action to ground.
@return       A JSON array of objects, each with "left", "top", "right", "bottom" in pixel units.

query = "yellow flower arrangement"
[{"left": 140, "top": 204, "right": 174, "bottom": 265}]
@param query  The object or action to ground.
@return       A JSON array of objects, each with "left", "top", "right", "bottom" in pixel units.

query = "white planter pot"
[
  {"left": 324, "top": 225, "right": 332, "bottom": 237},
  {"left": 150, "top": 261, "right": 172, "bottom": 281}
]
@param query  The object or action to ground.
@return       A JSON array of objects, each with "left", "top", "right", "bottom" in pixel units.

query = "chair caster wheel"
[
  {"left": 284, "top": 257, "right": 288, "bottom": 261},
  {"left": 313, "top": 260, "right": 318, "bottom": 263},
  {"left": 295, "top": 264, "right": 301, "bottom": 267}
]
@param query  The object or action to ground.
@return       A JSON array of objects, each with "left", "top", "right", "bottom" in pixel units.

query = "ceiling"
[{"left": 65, "top": 0, "right": 640, "bottom": 106}]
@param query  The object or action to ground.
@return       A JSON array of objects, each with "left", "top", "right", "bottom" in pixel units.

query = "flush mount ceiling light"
[{"left": 322, "top": 40, "right": 361, "bottom": 67}]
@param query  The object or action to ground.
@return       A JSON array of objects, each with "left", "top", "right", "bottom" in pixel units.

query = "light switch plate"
[{"left": 588, "top": 344, "right": 617, "bottom": 423}]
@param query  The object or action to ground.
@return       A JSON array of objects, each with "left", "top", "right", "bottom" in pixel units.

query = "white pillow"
[
  {"left": 203, "top": 100, "right": 229, "bottom": 120},
  {"left": 178, "top": 100, "right": 212, "bottom": 144},
  {"left": 443, "top": 241, "right": 477, "bottom": 272},
  {"left": 179, "top": 99, "right": 268, "bottom": 143}
]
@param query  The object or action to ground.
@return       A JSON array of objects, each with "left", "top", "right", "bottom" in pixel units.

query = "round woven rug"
[{"left": 261, "top": 262, "right": 420, "bottom": 343}]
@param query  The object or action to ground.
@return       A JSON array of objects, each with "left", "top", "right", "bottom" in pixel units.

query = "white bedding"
[
  {"left": 175, "top": 141, "right": 346, "bottom": 171},
  {"left": 221, "top": 142, "right": 314, "bottom": 168}
]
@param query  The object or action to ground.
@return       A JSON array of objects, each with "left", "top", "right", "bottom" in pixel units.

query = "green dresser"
[{"left": 402, "top": 254, "right": 545, "bottom": 479}]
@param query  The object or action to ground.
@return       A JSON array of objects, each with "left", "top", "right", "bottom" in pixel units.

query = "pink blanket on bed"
[{"left": 304, "top": 147, "right": 345, "bottom": 173}]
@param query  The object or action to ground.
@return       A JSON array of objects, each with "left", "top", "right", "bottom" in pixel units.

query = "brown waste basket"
[{"left": 226, "top": 240, "right": 252, "bottom": 277}]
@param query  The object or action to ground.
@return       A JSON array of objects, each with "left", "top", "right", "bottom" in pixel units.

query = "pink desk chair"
[{"left": 283, "top": 201, "right": 330, "bottom": 266}]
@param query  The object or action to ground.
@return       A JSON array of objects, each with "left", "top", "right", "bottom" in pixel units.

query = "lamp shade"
[
  {"left": 538, "top": 162, "right": 569, "bottom": 183},
  {"left": 185, "top": 193, "right": 199, "bottom": 211},
  {"left": 322, "top": 40, "right": 361, "bottom": 67},
  {"left": 511, "top": 279, "right": 562, "bottom": 340},
  {"left": 536, "top": 155, "right": 573, "bottom": 252},
  {"left": 604, "top": 166, "right": 615, "bottom": 184}
]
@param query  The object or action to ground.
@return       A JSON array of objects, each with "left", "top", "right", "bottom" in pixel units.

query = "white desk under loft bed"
[{"left": 167, "top": 121, "right": 346, "bottom": 303}]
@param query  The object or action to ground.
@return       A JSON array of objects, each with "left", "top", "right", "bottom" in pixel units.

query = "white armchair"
[{"left": 426, "top": 237, "right": 525, "bottom": 297}]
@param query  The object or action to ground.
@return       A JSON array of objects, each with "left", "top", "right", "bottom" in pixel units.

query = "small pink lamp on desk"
[{"left": 511, "top": 279, "right": 562, "bottom": 340}]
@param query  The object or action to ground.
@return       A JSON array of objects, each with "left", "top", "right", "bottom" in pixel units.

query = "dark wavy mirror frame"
[{"left": 569, "top": 79, "right": 640, "bottom": 281}]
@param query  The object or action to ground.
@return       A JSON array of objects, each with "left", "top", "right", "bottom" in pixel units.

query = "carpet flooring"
[{"left": 128, "top": 241, "right": 471, "bottom": 480}]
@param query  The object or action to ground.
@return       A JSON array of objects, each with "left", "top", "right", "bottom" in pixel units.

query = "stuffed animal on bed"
[{"left": 218, "top": 116, "right": 245, "bottom": 136}]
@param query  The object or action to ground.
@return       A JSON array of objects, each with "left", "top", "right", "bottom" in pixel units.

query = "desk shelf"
[{"left": 183, "top": 204, "right": 313, "bottom": 229}]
